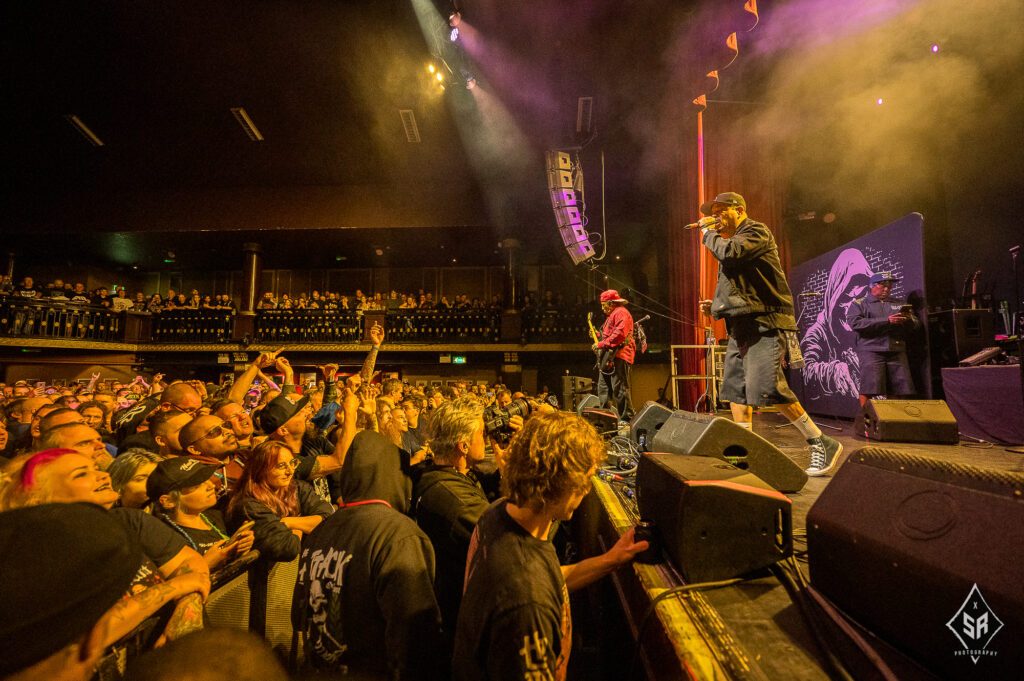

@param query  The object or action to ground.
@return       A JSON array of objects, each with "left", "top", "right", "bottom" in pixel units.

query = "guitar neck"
[{"left": 587, "top": 314, "right": 601, "bottom": 344}]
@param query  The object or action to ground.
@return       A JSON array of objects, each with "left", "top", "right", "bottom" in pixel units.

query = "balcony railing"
[
  {"left": 0, "top": 299, "right": 125, "bottom": 342},
  {"left": 152, "top": 309, "right": 235, "bottom": 344},
  {"left": 255, "top": 310, "right": 362, "bottom": 343},
  {"left": 0, "top": 298, "right": 665, "bottom": 349}
]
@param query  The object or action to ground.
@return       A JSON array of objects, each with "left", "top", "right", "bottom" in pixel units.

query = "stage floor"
[
  {"left": 749, "top": 408, "right": 1024, "bottom": 524},
  {"left": 571, "top": 409, "right": 1024, "bottom": 681}
]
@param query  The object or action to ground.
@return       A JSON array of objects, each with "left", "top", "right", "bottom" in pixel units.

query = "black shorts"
[{"left": 720, "top": 319, "right": 798, "bottom": 407}]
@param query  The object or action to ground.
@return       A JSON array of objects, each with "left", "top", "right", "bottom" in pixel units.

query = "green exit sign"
[{"left": 452, "top": 356, "right": 467, "bottom": 364}]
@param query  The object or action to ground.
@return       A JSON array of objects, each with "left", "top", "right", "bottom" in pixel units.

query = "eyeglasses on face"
[
  {"left": 274, "top": 458, "right": 300, "bottom": 472},
  {"left": 169, "top": 403, "right": 200, "bottom": 416},
  {"left": 182, "top": 422, "right": 228, "bottom": 449}
]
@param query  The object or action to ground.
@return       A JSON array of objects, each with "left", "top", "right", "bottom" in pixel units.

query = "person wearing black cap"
[
  {"left": 695, "top": 192, "right": 843, "bottom": 476},
  {"left": 0, "top": 503, "right": 141, "bottom": 681},
  {"left": 593, "top": 288, "right": 636, "bottom": 422},
  {"left": 847, "top": 271, "right": 920, "bottom": 406},
  {"left": 149, "top": 456, "right": 255, "bottom": 569}
]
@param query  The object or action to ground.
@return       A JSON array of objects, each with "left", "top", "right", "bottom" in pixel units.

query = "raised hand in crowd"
[{"left": 368, "top": 321, "right": 385, "bottom": 347}]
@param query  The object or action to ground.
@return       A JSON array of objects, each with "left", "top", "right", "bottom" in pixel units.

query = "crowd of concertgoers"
[
  {"left": 1, "top": 273, "right": 588, "bottom": 314},
  {"left": 0, "top": 323, "right": 647, "bottom": 681}
]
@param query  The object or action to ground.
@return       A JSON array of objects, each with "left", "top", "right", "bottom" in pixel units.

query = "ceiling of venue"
[{"left": 1, "top": 0, "right": 699, "bottom": 271}]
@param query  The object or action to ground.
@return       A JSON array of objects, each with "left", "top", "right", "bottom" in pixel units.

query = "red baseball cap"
[{"left": 600, "top": 289, "right": 628, "bottom": 304}]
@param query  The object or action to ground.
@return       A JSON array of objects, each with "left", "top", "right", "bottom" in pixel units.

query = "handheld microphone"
[
  {"left": 634, "top": 315, "right": 651, "bottom": 324},
  {"left": 684, "top": 218, "right": 720, "bottom": 230}
]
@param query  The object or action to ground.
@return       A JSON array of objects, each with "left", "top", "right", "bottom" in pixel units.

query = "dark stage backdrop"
[{"left": 790, "top": 213, "right": 928, "bottom": 418}]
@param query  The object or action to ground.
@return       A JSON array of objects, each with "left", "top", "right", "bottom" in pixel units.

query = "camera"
[{"left": 483, "top": 398, "right": 531, "bottom": 444}]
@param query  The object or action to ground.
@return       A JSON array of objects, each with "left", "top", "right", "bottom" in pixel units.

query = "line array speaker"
[{"left": 545, "top": 150, "right": 595, "bottom": 265}]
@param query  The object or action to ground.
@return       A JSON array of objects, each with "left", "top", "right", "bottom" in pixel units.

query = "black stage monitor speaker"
[
  {"left": 581, "top": 407, "right": 618, "bottom": 435},
  {"left": 651, "top": 410, "right": 808, "bottom": 493},
  {"left": 807, "top": 447, "right": 1024, "bottom": 680},
  {"left": 576, "top": 393, "right": 600, "bottom": 416},
  {"left": 857, "top": 399, "right": 959, "bottom": 444},
  {"left": 628, "top": 401, "right": 673, "bottom": 452},
  {"left": 637, "top": 452, "right": 793, "bottom": 582}
]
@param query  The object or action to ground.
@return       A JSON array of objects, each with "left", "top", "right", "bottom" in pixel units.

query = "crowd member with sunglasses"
[{"left": 176, "top": 414, "right": 244, "bottom": 495}]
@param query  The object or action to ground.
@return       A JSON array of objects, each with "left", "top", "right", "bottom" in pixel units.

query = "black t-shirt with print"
[
  {"left": 160, "top": 509, "right": 230, "bottom": 555},
  {"left": 299, "top": 433, "right": 335, "bottom": 503},
  {"left": 452, "top": 499, "right": 571, "bottom": 681}
]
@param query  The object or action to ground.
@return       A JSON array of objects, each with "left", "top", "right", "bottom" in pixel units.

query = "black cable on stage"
[
  {"left": 771, "top": 561, "right": 857, "bottom": 681},
  {"left": 627, "top": 577, "right": 747, "bottom": 680},
  {"left": 782, "top": 557, "right": 901, "bottom": 681}
]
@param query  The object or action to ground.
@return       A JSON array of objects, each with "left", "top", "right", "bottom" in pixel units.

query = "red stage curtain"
[{"left": 667, "top": 108, "right": 790, "bottom": 410}]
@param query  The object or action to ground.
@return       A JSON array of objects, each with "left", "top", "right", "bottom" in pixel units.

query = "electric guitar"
[{"left": 587, "top": 313, "right": 617, "bottom": 374}]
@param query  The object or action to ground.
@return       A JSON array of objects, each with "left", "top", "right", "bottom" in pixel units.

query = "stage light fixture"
[
  {"left": 876, "top": 98, "right": 884, "bottom": 105},
  {"left": 428, "top": 64, "right": 436, "bottom": 73},
  {"left": 437, "top": 73, "right": 444, "bottom": 82},
  {"left": 931, "top": 44, "right": 939, "bottom": 53}
]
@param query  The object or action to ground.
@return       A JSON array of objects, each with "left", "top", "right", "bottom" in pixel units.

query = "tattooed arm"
[
  {"left": 158, "top": 592, "right": 205, "bottom": 645},
  {"left": 96, "top": 569, "right": 208, "bottom": 649},
  {"left": 359, "top": 322, "right": 385, "bottom": 382}
]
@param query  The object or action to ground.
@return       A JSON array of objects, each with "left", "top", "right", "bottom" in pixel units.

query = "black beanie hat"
[{"left": 0, "top": 502, "right": 141, "bottom": 676}]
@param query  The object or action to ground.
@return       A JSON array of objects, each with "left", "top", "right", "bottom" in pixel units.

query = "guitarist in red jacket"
[{"left": 593, "top": 289, "right": 635, "bottom": 423}]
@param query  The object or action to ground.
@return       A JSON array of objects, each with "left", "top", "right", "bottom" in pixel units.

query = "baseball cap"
[
  {"left": 146, "top": 457, "right": 220, "bottom": 501},
  {"left": 256, "top": 392, "right": 310, "bottom": 434},
  {"left": 0, "top": 503, "right": 141, "bottom": 676},
  {"left": 699, "top": 191, "right": 746, "bottom": 216},
  {"left": 869, "top": 272, "right": 899, "bottom": 285},
  {"left": 600, "top": 289, "right": 628, "bottom": 304}
]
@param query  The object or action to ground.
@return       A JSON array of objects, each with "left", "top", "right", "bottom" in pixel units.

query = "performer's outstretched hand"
[{"left": 699, "top": 299, "right": 712, "bottom": 316}]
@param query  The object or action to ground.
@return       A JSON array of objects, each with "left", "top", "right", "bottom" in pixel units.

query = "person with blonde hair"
[{"left": 453, "top": 412, "right": 649, "bottom": 681}]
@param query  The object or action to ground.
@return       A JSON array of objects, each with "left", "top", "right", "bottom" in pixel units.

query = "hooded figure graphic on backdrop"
[{"left": 800, "top": 248, "right": 872, "bottom": 402}]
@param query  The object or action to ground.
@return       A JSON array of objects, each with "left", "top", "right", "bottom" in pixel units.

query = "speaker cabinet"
[
  {"left": 575, "top": 393, "right": 600, "bottom": 416},
  {"left": 928, "top": 309, "right": 994, "bottom": 366},
  {"left": 807, "top": 447, "right": 1024, "bottom": 680},
  {"left": 651, "top": 410, "right": 808, "bottom": 493},
  {"left": 581, "top": 407, "right": 618, "bottom": 435},
  {"left": 857, "top": 399, "right": 958, "bottom": 444},
  {"left": 628, "top": 401, "right": 673, "bottom": 452},
  {"left": 637, "top": 452, "right": 793, "bottom": 582}
]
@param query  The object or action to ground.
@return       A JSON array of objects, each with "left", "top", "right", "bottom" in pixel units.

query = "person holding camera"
[
  {"left": 412, "top": 397, "right": 512, "bottom": 646},
  {"left": 847, "top": 271, "right": 920, "bottom": 406}
]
